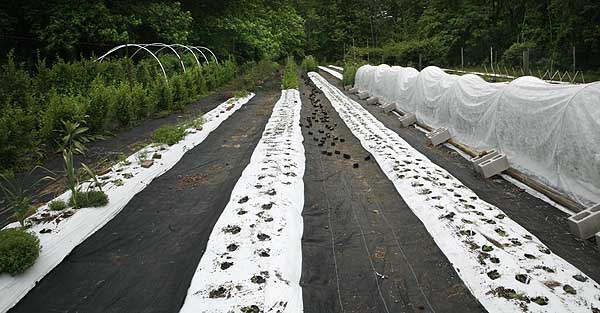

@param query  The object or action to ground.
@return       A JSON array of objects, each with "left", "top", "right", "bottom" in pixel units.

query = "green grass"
[
  {"left": 152, "top": 124, "right": 187, "bottom": 146},
  {"left": 0, "top": 229, "right": 40, "bottom": 275},
  {"left": 48, "top": 199, "right": 67, "bottom": 211},
  {"left": 282, "top": 57, "right": 299, "bottom": 89},
  {"left": 69, "top": 190, "right": 109, "bottom": 209}
]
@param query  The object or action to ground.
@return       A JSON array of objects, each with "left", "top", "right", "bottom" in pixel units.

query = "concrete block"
[
  {"left": 366, "top": 96, "right": 379, "bottom": 105},
  {"left": 358, "top": 91, "right": 370, "bottom": 100},
  {"left": 478, "top": 153, "right": 509, "bottom": 178},
  {"left": 567, "top": 203, "right": 600, "bottom": 239},
  {"left": 470, "top": 149, "right": 499, "bottom": 174},
  {"left": 381, "top": 103, "right": 395, "bottom": 113},
  {"left": 349, "top": 87, "right": 359, "bottom": 94},
  {"left": 398, "top": 112, "right": 417, "bottom": 128},
  {"left": 426, "top": 128, "right": 450, "bottom": 147}
]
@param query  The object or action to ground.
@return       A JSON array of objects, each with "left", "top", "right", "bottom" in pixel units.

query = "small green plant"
[
  {"left": 59, "top": 120, "right": 107, "bottom": 208},
  {"left": 301, "top": 55, "right": 319, "bottom": 73},
  {"left": 136, "top": 149, "right": 150, "bottom": 164},
  {"left": 68, "top": 190, "right": 109, "bottom": 209},
  {"left": 0, "top": 229, "right": 40, "bottom": 275},
  {"left": 282, "top": 57, "right": 299, "bottom": 89},
  {"left": 152, "top": 124, "right": 186, "bottom": 145},
  {"left": 48, "top": 199, "right": 67, "bottom": 211}
]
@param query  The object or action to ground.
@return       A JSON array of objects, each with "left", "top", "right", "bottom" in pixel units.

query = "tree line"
[{"left": 2, "top": 0, "right": 599, "bottom": 71}]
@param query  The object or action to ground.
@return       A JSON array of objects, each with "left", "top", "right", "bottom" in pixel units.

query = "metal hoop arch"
[
  {"left": 97, "top": 44, "right": 168, "bottom": 83},
  {"left": 131, "top": 43, "right": 186, "bottom": 73}
]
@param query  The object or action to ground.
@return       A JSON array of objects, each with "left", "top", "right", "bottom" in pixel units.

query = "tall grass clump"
[{"left": 282, "top": 57, "right": 299, "bottom": 89}]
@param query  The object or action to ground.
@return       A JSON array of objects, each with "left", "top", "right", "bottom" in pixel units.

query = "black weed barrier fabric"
[
  {"left": 9, "top": 79, "right": 282, "bottom": 313},
  {"left": 299, "top": 73, "right": 485, "bottom": 313}
]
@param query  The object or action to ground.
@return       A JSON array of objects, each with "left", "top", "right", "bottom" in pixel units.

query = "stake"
[{"left": 461, "top": 47, "right": 464, "bottom": 70}]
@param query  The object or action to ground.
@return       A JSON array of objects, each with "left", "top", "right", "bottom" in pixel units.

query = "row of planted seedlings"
[
  {"left": 0, "top": 55, "right": 282, "bottom": 279},
  {"left": 0, "top": 65, "right": 265, "bottom": 278}
]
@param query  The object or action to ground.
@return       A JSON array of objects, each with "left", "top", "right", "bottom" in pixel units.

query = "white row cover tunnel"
[
  {"left": 354, "top": 64, "right": 600, "bottom": 207},
  {"left": 97, "top": 43, "right": 219, "bottom": 82}
]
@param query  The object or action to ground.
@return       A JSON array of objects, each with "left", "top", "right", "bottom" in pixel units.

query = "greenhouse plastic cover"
[{"left": 354, "top": 64, "right": 600, "bottom": 206}]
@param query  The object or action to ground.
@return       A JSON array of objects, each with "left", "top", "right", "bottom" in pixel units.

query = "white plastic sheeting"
[
  {"left": 318, "top": 66, "right": 343, "bottom": 80},
  {"left": 179, "top": 89, "right": 305, "bottom": 313},
  {"left": 0, "top": 94, "right": 255, "bottom": 313},
  {"left": 355, "top": 64, "right": 600, "bottom": 206},
  {"left": 310, "top": 72, "right": 600, "bottom": 313}
]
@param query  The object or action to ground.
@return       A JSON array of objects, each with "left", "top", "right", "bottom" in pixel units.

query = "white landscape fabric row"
[
  {"left": 354, "top": 64, "right": 600, "bottom": 206},
  {"left": 318, "top": 65, "right": 343, "bottom": 80},
  {"left": 310, "top": 72, "right": 600, "bottom": 313},
  {"left": 328, "top": 65, "right": 344, "bottom": 72},
  {"left": 0, "top": 94, "right": 255, "bottom": 313},
  {"left": 179, "top": 89, "right": 305, "bottom": 313}
]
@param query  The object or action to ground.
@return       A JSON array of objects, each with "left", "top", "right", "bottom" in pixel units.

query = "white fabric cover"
[{"left": 355, "top": 64, "right": 600, "bottom": 206}]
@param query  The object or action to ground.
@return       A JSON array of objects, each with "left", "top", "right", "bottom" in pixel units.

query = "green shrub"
[
  {"left": 48, "top": 199, "right": 67, "bottom": 211},
  {"left": 301, "top": 55, "right": 319, "bottom": 73},
  {"left": 0, "top": 229, "right": 40, "bottom": 275},
  {"left": 69, "top": 190, "right": 109, "bottom": 208},
  {"left": 152, "top": 124, "right": 186, "bottom": 145},
  {"left": 0, "top": 106, "right": 41, "bottom": 171},
  {"left": 282, "top": 57, "right": 299, "bottom": 89},
  {"left": 87, "top": 78, "right": 115, "bottom": 132},
  {"left": 343, "top": 62, "right": 366, "bottom": 87},
  {"left": 110, "top": 83, "right": 135, "bottom": 127},
  {"left": 40, "top": 92, "right": 87, "bottom": 145}
]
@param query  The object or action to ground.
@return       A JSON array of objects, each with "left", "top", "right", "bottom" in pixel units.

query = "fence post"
[
  {"left": 523, "top": 49, "right": 529, "bottom": 75},
  {"left": 490, "top": 47, "right": 493, "bottom": 74},
  {"left": 573, "top": 46, "right": 576, "bottom": 72},
  {"left": 461, "top": 47, "right": 464, "bottom": 70},
  {"left": 418, "top": 53, "right": 422, "bottom": 71}
]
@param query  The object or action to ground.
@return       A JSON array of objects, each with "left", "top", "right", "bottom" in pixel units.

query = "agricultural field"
[{"left": 1, "top": 1, "right": 600, "bottom": 313}]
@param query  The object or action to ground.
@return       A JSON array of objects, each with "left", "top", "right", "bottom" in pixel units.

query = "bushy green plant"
[
  {"left": 69, "top": 190, "right": 109, "bottom": 208},
  {"left": 152, "top": 124, "right": 186, "bottom": 145},
  {"left": 0, "top": 229, "right": 40, "bottom": 275},
  {"left": 282, "top": 57, "right": 299, "bottom": 89},
  {"left": 301, "top": 55, "right": 318, "bottom": 73},
  {"left": 40, "top": 92, "right": 87, "bottom": 145},
  {"left": 48, "top": 199, "right": 67, "bottom": 211},
  {"left": 343, "top": 62, "right": 366, "bottom": 87},
  {"left": 87, "top": 78, "right": 114, "bottom": 132},
  {"left": 0, "top": 106, "right": 41, "bottom": 171}
]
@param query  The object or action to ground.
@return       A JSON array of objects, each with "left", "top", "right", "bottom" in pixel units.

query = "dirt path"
[
  {"left": 8, "top": 78, "right": 281, "bottom": 313},
  {"left": 299, "top": 74, "right": 485, "bottom": 313},
  {"left": 318, "top": 70, "right": 600, "bottom": 286}
]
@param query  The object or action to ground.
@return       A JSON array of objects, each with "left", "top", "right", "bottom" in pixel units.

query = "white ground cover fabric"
[
  {"left": 179, "top": 89, "right": 305, "bottom": 313},
  {"left": 0, "top": 94, "right": 255, "bottom": 313},
  {"left": 328, "top": 65, "right": 343, "bottom": 72},
  {"left": 318, "top": 66, "right": 343, "bottom": 80},
  {"left": 310, "top": 72, "right": 600, "bottom": 313},
  {"left": 354, "top": 64, "right": 600, "bottom": 206}
]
